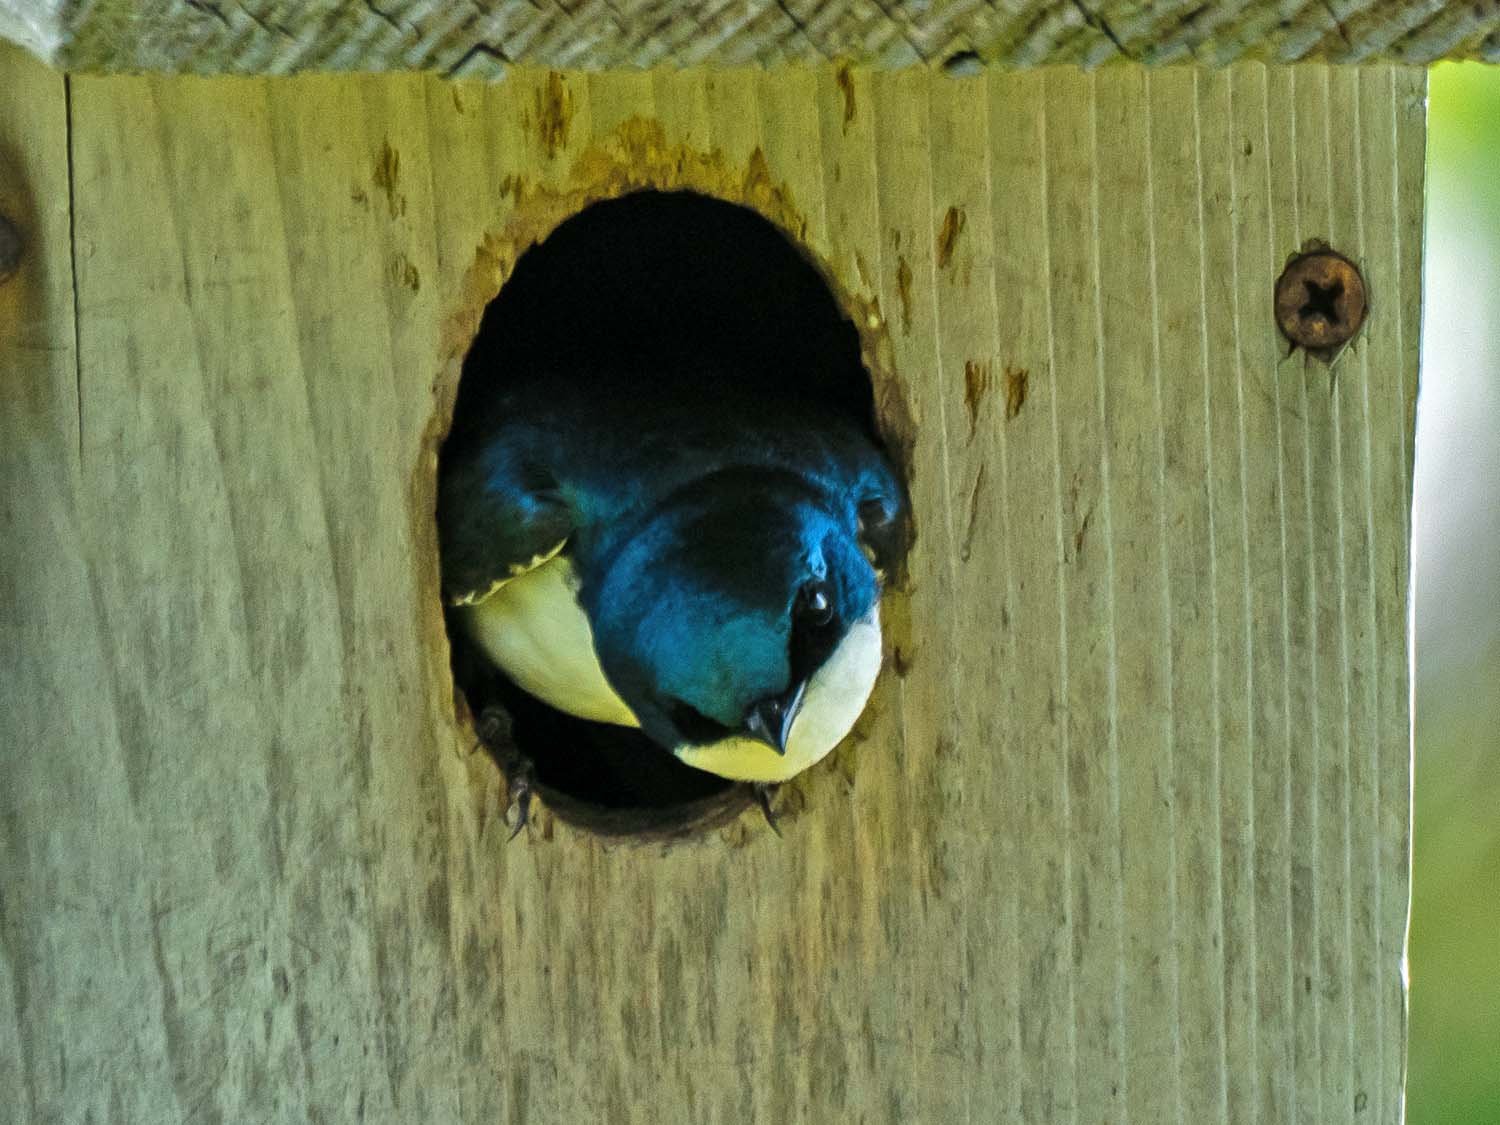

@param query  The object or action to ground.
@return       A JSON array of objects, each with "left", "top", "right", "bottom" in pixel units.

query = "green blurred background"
[{"left": 1408, "top": 63, "right": 1500, "bottom": 1125}]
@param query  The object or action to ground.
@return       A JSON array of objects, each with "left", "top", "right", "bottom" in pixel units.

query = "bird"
[{"left": 438, "top": 362, "right": 905, "bottom": 817}]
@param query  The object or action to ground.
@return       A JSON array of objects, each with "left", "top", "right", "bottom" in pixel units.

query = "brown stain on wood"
[
  {"left": 742, "top": 147, "right": 785, "bottom": 226},
  {"left": 895, "top": 256, "right": 913, "bottom": 333},
  {"left": 835, "top": 65, "right": 856, "bottom": 130},
  {"left": 963, "top": 359, "right": 990, "bottom": 438},
  {"left": 960, "top": 462, "right": 986, "bottom": 563},
  {"left": 879, "top": 588, "right": 916, "bottom": 678},
  {"left": 1072, "top": 503, "right": 1094, "bottom": 561},
  {"left": 1062, "top": 469, "right": 1094, "bottom": 564},
  {"left": 534, "top": 72, "right": 574, "bottom": 160},
  {"left": 1003, "top": 363, "right": 1029, "bottom": 420},
  {"left": 372, "top": 140, "right": 406, "bottom": 219},
  {"left": 390, "top": 254, "right": 419, "bottom": 292},
  {"left": 936, "top": 206, "right": 965, "bottom": 269}
]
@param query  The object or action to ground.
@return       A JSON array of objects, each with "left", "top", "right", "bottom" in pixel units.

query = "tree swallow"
[{"left": 440, "top": 342, "right": 903, "bottom": 795}]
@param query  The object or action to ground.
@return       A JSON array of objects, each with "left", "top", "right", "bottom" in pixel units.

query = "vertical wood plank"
[
  {"left": 929, "top": 65, "right": 1024, "bottom": 1125},
  {"left": 1191, "top": 65, "right": 1257, "bottom": 1125},
  {"left": 1382, "top": 70, "right": 1424, "bottom": 1125},
  {"left": 1042, "top": 66, "right": 1132, "bottom": 1121},
  {"left": 1229, "top": 62, "right": 1298, "bottom": 1124},
  {"left": 986, "top": 68, "right": 1080, "bottom": 1125},
  {"left": 1265, "top": 62, "right": 1323, "bottom": 1125},
  {"left": 1292, "top": 66, "right": 1356, "bottom": 1125},
  {"left": 1358, "top": 65, "right": 1424, "bottom": 1125},
  {"left": 1147, "top": 64, "right": 1231, "bottom": 1125},
  {"left": 866, "top": 66, "right": 967, "bottom": 1125},
  {"left": 0, "top": 42, "right": 100, "bottom": 1125},
  {"left": 1094, "top": 65, "right": 1186, "bottom": 1125},
  {"left": 1327, "top": 65, "right": 1380, "bottom": 1125}
]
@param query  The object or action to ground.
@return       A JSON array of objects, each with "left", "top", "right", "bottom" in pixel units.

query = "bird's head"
[{"left": 583, "top": 469, "right": 896, "bottom": 782}]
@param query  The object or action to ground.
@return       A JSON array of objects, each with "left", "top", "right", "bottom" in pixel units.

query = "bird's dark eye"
[
  {"left": 796, "top": 581, "right": 834, "bottom": 627},
  {"left": 668, "top": 700, "right": 735, "bottom": 746},
  {"left": 857, "top": 496, "right": 895, "bottom": 532}
]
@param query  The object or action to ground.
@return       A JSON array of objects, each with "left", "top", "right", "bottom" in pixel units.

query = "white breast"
[
  {"left": 673, "top": 610, "right": 883, "bottom": 783},
  {"left": 456, "top": 555, "right": 640, "bottom": 728}
]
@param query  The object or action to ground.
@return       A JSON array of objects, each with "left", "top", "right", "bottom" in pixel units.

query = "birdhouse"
[{"left": 0, "top": 2, "right": 1467, "bottom": 1119}]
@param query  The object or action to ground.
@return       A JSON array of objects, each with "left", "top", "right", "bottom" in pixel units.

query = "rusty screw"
[
  {"left": 0, "top": 214, "right": 22, "bottom": 284},
  {"left": 1274, "top": 247, "right": 1367, "bottom": 352}
]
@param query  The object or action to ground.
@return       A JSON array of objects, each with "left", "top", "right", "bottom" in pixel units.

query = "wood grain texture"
[
  {"left": 2, "top": 0, "right": 1497, "bottom": 76},
  {"left": 0, "top": 42, "right": 1421, "bottom": 1123}
]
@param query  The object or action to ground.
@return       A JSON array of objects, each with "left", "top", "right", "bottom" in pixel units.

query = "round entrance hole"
[{"left": 442, "top": 190, "right": 896, "bottom": 838}]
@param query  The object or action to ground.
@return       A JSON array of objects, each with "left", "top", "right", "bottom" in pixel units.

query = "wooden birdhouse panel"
[{"left": 0, "top": 43, "right": 1422, "bottom": 1124}]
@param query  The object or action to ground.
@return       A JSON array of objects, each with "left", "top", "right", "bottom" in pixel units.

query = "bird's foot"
[
  {"left": 504, "top": 761, "right": 536, "bottom": 842},
  {"left": 475, "top": 705, "right": 512, "bottom": 750},
  {"left": 753, "top": 782, "right": 783, "bottom": 837},
  {"left": 474, "top": 705, "right": 535, "bottom": 842}
]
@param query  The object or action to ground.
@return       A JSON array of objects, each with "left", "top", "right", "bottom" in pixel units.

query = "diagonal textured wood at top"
[{"left": 1, "top": 0, "right": 1497, "bottom": 74}]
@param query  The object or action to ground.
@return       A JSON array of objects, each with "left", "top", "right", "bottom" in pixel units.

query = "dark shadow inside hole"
[{"left": 443, "top": 190, "right": 887, "bottom": 835}]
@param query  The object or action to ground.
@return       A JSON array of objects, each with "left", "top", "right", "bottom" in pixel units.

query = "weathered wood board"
[{"left": 0, "top": 43, "right": 1421, "bottom": 1123}]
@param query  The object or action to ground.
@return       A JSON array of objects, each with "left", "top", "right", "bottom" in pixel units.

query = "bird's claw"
[
  {"left": 505, "top": 766, "right": 535, "bottom": 842},
  {"left": 753, "top": 782, "right": 783, "bottom": 837}
]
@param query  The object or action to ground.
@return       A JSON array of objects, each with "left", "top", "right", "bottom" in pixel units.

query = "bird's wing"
[
  {"left": 438, "top": 445, "right": 576, "bottom": 606},
  {"left": 825, "top": 424, "right": 908, "bottom": 579}
]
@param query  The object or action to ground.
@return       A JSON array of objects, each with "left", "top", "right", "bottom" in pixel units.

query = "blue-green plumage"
[{"left": 439, "top": 363, "right": 903, "bottom": 782}]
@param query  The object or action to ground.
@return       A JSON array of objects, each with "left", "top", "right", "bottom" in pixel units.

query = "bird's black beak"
[{"left": 743, "top": 680, "right": 808, "bottom": 755}]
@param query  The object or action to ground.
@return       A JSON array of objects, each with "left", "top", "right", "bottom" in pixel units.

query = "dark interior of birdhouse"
[{"left": 441, "top": 189, "right": 891, "bottom": 837}]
